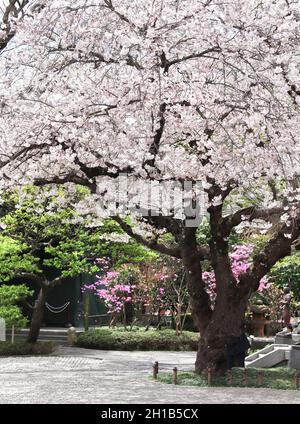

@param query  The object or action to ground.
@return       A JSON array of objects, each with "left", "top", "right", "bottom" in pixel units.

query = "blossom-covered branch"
[
  {"left": 0, "top": 0, "right": 30, "bottom": 51},
  {"left": 223, "top": 206, "right": 284, "bottom": 234}
]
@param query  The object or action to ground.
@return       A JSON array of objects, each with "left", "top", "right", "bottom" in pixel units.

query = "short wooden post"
[
  {"left": 294, "top": 373, "right": 299, "bottom": 390},
  {"left": 153, "top": 361, "right": 159, "bottom": 379},
  {"left": 11, "top": 325, "right": 15, "bottom": 344},
  {"left": 257, "top": 371, "right": 264, "bottom": 387},
  {"left": 243, "top": 368, "right": 248, "bottom": 386},
  {"left": 173, "top": 367, "right": 178, "bottom": 385},
  {"left": 226, "top": 369, "right": 232, "bottom": 386},
  {"left": 83, "top": 293, "right": 90, "bottom": 332},
  {"left": 207, "top": 368, "right": 212, "bottom": 386}
]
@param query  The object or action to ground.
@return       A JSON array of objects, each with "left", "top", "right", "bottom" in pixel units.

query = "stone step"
[
  {"left": 5, "top": 334, "right": 68, "bottom": 344},
  {"left": 5, "top": 327, "right": 86, "bottom": 345},
  {"left": 246, "top": 345, "right": 291, "bottom": 368},
  {"left": 19, "top": 328, "right": 70, "bottom": 335},
  {"left": 5, "top": 327, "right": 78, "bottom": 344}
]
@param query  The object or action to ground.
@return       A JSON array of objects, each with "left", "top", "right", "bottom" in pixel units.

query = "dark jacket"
[{"left": 226, "top": 333, "right": 250, "bottom": 356}]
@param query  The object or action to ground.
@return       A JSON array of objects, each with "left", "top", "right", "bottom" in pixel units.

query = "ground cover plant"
[
  {"left": 76, "top": 327, "right": 199, "bottom": 351},
  {"left": 155, "top": 367, "right": 300, "bottom": 391},
  {"left": 0, "top": 341, "right": 56, "bottom": 356}
]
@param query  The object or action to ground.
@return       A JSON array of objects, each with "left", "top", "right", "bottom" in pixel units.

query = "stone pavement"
[{"left": 0, "top": 346, "right": 300, "bottom": 404}]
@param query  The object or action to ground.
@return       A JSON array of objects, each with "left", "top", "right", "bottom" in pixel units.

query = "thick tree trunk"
[
  {"left": 194, "top": 290, "right": 249, "bottom": 375},
  {"left": 181, "top": 225, "right": 252, "bottom": 375},
  {"left": 27, "top": 285, "right": 49, "bottom": 343},
  {"left": 181, "top": 229, "right": 212, "bottom": 332}
]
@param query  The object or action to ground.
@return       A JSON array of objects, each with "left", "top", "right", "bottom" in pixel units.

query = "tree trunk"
[
  {"left": 181, "top": 230, "right": 212, "bottom": 332},
  {"left": 194, "top": 290, "right": 249, "bottom": 375},
  {"left": 181, "top": 226, "right": 252, "bottom": 375},
  {"left": 27, "top": 285, "right": 49, "bottom": 343}
]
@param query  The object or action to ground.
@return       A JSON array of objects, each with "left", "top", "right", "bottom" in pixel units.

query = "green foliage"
[
  {"left": 269, "top": 253, "right": 300, "bottom": 300},
  {"left": 228, "top": 229, "right": 243, "bottom": 247},
  {"left": 0, "top": 188, "right": 153, "bottom": 281},
  {"left": 250, "top": 234, "right": 271, "bottom": 257},
  {"left": 0, "top": 284, "right": 33, "bottom": 306},
  {"left": 76, "top": 328, "right": 199, "bottom": 351},
  {"left": 249, "top": 284, "right": 284, "bottom": 334},
  {"left": 0, "top": 341, "right": 56, "bottom": 356},
  {"left": 196, "top": 217, "right": 210, "bottom": 247},
  {"left": 0, "top": 236, "right": 39, "bottom": 282},
  {"left": 111, "top": 241, "right": 156, "bottom": 267},
  {"left": 0, "top": 306, "right": 28, "bottom": 329},
  {"left": 0, "top": 284, "right": 33, "bottom": 329},
  {"left": 196, "top": 217, "right": 242, "bottom": 248},
  {"left": 117, "top": 266, "right": 141, "bottom": 285}
]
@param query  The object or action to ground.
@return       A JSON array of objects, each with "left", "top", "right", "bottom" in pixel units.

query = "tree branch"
[
  {"left": 162, "top": 46, "right": 221, "bottom": 73},
  {"left": 222, "top": 206, "right": 283, "bottom": 234},
  {"left": 113, "top": 216, "right": 182, "bottom": 258},
  {"left": 240, "top": 216, "right": 300, "bottom": 292},
  {"left": 0, "top": 1, "right": 30, "bottom": 52},
  {"left": 143, "top": 102, "right": 166, "bottom": 171},
  {"left": 49, "top": 275, "right": 65, "bottom": 288},
  {"left": 13, "top": 272, "right": 46, "bottom": 287}
]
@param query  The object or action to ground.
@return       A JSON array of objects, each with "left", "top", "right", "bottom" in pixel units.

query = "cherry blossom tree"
[
  {"left": 1, "top": 0, "right": 300, "bottom": 374},
  {"left": 0, "top": 1, "right": 30, "bottom": 51}
]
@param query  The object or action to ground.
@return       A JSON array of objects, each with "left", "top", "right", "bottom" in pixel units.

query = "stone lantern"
[{"left": 249, "top": 300, "right": 269, "bottom": 337}]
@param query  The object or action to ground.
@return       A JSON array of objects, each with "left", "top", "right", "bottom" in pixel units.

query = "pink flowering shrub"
[
  {"left": 96, "top": 272, "right": 135, "bottom": 314},
  {"left": 82, "top": 264, "right": 139, "bottom": 327},
  {"left": 203, "top": 244, "right": 268, "bottom": 306},
  {"left": 137, "top": 259, "right": 189, "bottom": 334},
  {"left": 83, "top": 258, "right": 189, "bottom": 332}
]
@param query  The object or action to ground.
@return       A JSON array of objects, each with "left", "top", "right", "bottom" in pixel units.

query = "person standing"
[
  {"left": 226, "top": 330, "right": 251, "bottom": 369},
  {"left": 281, "top": 286, "right": 292, "bottom": 328}
]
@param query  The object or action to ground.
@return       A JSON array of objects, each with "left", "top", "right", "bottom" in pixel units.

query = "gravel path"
[{"left": 0, "top": 346, "right": 299, "bottom": 404}]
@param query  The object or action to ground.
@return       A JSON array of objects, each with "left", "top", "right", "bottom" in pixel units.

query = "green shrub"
[
  {"left": 0, "top": 341, "right": 57, "bottom": 356},
  {"left": 0, "top": 284, "right": 33, "bottom": 329},
  {"left": 269, "top": 253, "right": 300, "bottom": 301},
  {"left": 76, "top": 328, "right": 199, "bottom": 351}
]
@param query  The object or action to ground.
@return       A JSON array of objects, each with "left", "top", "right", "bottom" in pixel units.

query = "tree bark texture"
[{"left": 27, "top": 285, "right": 49, "bottom": 343}]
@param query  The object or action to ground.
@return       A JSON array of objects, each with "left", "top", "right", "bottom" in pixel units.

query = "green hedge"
[
  {"left": 76, "top": 328, "right": 199, "bottom": 351},
  {"left": 0, "top": 341, "right": 57, "bottom": 356}
]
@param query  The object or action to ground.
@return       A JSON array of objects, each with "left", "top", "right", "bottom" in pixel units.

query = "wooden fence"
[{"left": 152, "top": 362, "right": 300, "bottom": 389}]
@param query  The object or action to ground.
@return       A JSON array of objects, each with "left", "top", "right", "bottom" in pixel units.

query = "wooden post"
[
  {"left": 257, "top": 371, "right": 264, "bottom": 387},
  {"left": 83, "top": 293, "right": 90, "bottom": 332},
  {"left": 226, "top": 369, "right": 232, "bottom": 386},
  {"left": 294, "top": 373, "right": 299, "bottom": 390},
  {"left": 11, "top": 325, "right": 15, "bottom": 344},
  {"left": 207, "top": 368, "right": 212, "bottom": 387},
  {"left": 173, "top": 367, "right": 178, "bottom": 385},
  {"left": 153, "top": 361, "right": 159, "bottom": 379},
  {"left": 243, "top": 368, "right": 248, "bottom": 386}
]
